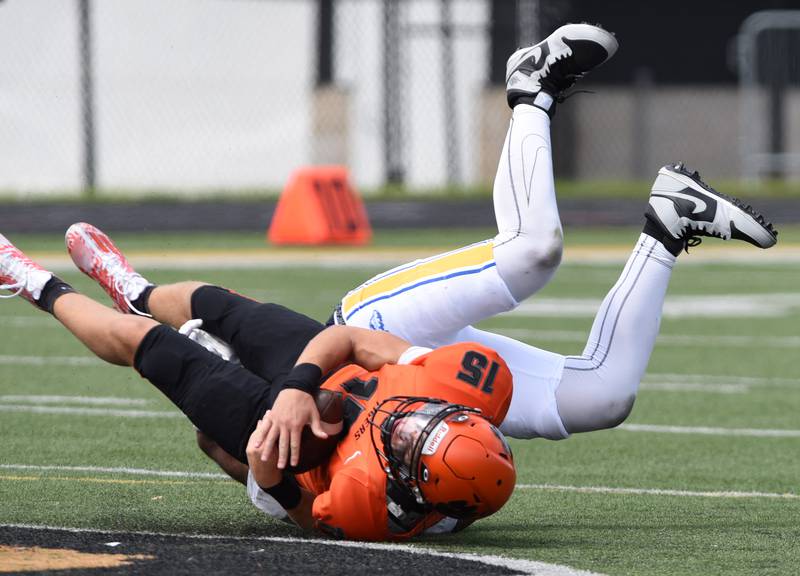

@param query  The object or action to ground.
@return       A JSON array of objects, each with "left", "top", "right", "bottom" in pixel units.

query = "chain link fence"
[{"left": 1, "top": 0, "right": 797, "bottom": 198}]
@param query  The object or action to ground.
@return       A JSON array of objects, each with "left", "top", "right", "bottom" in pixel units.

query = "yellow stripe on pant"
[{"left": 341, "top": 240, "right": 495, "bottom": 321}]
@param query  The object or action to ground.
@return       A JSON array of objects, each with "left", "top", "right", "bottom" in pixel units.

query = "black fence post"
[
  {"left": 317, "top": 0, "right": 334, "bottom": 86},
  {"left": 489, "top": 0, "right": 517, "bottom": 86},
  {"left": 383, "top": 0, "right": 404, "bottom": 185},
  {"left": 78, "top": 0, "right": 96, "bottom": 197}
]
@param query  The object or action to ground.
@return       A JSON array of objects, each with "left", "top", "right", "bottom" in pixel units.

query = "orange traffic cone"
[{"left": 268, "top": 166, "right": 371, "bottom": 245}]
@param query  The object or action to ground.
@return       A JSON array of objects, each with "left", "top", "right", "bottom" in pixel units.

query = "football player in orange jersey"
[
  {"left": 248, "top": 335, "right": 516, "bottom": 539},
  {"left": 0, "top": 226, "right": 517, "bottom": 540}
]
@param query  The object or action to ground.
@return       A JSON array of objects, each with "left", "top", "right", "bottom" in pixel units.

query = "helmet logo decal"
[{"left": 422, "top": 421, "right": 449, "bottom": 456}]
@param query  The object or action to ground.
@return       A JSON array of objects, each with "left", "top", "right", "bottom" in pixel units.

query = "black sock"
[
  {"left": 642, "top": 217, "right": 683, "bottom": 257},
  {"left": 130, "top": 285, "right": 156, "bottom": 316},
  {"left": 36, "top": 276, "right": 76, "bottom": 314}
]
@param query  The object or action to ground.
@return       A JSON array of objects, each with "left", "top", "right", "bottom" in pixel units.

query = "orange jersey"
[{"left": 295, "top": 341, "right": 512, "bottom": 541}]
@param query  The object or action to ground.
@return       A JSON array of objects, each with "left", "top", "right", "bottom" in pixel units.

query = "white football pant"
[{"left": 337, "top": 105, "right": 677, "bottom": 439}]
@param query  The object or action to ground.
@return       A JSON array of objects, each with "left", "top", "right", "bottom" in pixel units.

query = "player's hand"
[
  {"left": 245, "top": 419, "right": 282, "bottom": 489},
  {"left": 255, "top": 388, "right": 328, "bottom": 469}
]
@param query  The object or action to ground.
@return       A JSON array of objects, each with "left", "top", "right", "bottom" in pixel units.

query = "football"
[{"left": 288, "top": 389, "right": 345, "bottom": 473}]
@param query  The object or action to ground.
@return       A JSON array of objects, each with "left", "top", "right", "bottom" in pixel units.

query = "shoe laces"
[
  {"left": 0, "top": 251, "right": 34, "bottom": 299},
  {"left": 98, "top": 251, "right": 152, "bottom": 317},
  {"left": 679, "top": 222, "right": 725, "bottom": 253},
  {"left": 556, "top": 88, "right": 594, "bottom": 103},
  {"left": 682, "top": 237, "right": 703, "bottom": 253}
]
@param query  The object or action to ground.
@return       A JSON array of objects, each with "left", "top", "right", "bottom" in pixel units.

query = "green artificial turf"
[{"left": 1, "top": 228, "right": 798, "bottom": 575}]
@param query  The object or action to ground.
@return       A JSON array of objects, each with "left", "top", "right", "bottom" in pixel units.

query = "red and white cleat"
[
  {"left": 0, "top": 233, "right": 53, "bottom": 304},
  {"left": 66, "top": 222, "right": 153, "bottom": 315}
]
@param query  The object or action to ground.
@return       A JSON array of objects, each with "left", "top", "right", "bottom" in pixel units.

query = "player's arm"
[
  {"left": 296, "top": 325, "right": 413, "bottom": 372},
  {"left": 246, "top": 419, "right": 316, "bottom": 531},
  {"left": 256, "top": 326, "right": 414, "bottom": 469}
]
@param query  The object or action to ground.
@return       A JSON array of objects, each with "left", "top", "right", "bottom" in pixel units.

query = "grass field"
[{"left": 1, "top": 228, "right": 799, "bottom": 575}]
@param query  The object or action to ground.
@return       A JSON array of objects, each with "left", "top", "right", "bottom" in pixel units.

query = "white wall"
[
  {"left": 0, "top": 0, "right": 492, "bottom": 195},
  {"left": 0, "top": 0, "right": 315, "bottom": 194},
  {"left": 1, "top": 1, "right": 789, "bottom": 195},
  {"left": 0, "top": 0, "right": 82, "bottom": 192}
]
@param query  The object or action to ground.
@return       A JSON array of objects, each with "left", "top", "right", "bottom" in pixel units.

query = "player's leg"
[
  {"left": 554, "top": 232, "right": 675, "bottom": 432},
  {"left": 449, "top": 166, "right": 777, "bottom": 438},
  {"left": 448, "top": 228, "right": 677, "bottom": 439},
  {"left": 197, "top": 430, "right": 248, "bottom": 484},
  {"left": 2, "top": 232, "right": 276, "bottom": 465},
  {"left": 0, "top": 232, "right": 155, "bottom": 365},
  {"left": 338, "top": 24, "right": 618, "bottom": 346},
  {"left": 66, "top": 222, "right": 325, "bottom": 382},
  {"left": 554, "top": 165, "right": 776, "bottom": 434},
  {"left": 52, "top": 293, "right": 156, "bottom": 366},
  {"left": 66, "top": 223, "right": 325, "bottom": 481},
  {"left": 457, "top": 167, "right": 777, "bottom": 438}
]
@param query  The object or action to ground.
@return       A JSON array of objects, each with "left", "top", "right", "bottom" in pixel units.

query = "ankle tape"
[{"left": 36, "top": 276, "right": 76, "bottom": 314}]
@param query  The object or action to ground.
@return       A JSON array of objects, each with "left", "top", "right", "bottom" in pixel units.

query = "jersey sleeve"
[
  {"left": 311, "top": 466, "right": 387, "bottom": 541},
  {"left": 410, "top": 342, "right": 513, "bottom": 425}
]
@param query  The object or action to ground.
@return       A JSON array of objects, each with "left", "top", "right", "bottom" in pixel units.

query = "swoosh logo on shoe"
[
  {"left": 655, "top": 190, "right": 708, "bottom": 214},
  {"left": 531, "top": 43, "right": 550, "bottom": 70}
]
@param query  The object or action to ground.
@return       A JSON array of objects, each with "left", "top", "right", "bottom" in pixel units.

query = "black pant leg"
[
  {"left": 134, "top": 325, "right": 271, "bottom": 463},
  {"left": 190, "top": 286, "right": 325, "bottom": 385}
]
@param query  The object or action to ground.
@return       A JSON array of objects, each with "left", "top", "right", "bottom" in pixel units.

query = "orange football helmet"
[{"left": 370, "top": 397, "right": 516, "bottom": 520}]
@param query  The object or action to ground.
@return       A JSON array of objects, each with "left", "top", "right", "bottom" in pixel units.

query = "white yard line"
[
  {"left": 499, "top": 328, "right": 800, "bottom": 348},
  {"left": 618, "top": 424, "right": 800, "bottom": 438},
  {"left": 0, "top": 355, "right": 103, "bottom": 366},
  {"left": 646, "top": 373, "right": 800, "bottom": 387},
  {"left": 5, "top": 403, "right": 796, "bottom": 437},
  {"left": 0, "top": 405, "right": 180, "bottom": 418},
  {"left": 0, "top": 523, "right": 604, "bottom": 576},
  {"left": 0, "top": 395, "right": 149, "bottom": 406},
  {"left": 508, "top": 293, "right": 800, "bottom": 319},
  {"left": 3, "top": 464, "right": 796, "bottom": 501},
  {"left": 517, "top": 484, "right": 799, "bottom": 500},
  {"left": 640, "top": 373, "right": 800, "bottom": 393},
  {"left": 0, "top": 464, "right": 228, "bottom": 479},
  {"left": 0, "top": 316, "right": 60, "bottom": 327},
  {"left": 639, "top": 382, "right": 749, "bottom": 394}
]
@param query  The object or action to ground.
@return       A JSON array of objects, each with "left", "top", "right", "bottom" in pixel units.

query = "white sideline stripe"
[
  {"left": 499, "top": 328, "right": 800, "bottom": 349},
  {"left": 0, "top": 355, "right": 103, "bottom": 366},
  {"left": 26, "top": 244, "right": 800, "bottom": 272},
  {"left": 4, "top": 464, "right": 797, "bottom": 501},
  {"left": 0, "top": 523, "right": 604, "bottom": 576},
  {"left": 619, "top": 423, "right": 800, "bottom": 438},
  {"left": 0, "top": 404, "right": 181, "bottom": 418},
  {"left": 517, "top": 484, "right": 799, "bottom": 500},
  {"left": 0, "top": 395, "right": 149, "bottom": 406}
]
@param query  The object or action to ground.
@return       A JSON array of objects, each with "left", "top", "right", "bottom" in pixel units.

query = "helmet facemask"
[{"left": 369, "top": 396, "right": 482, "bottom": 506}]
